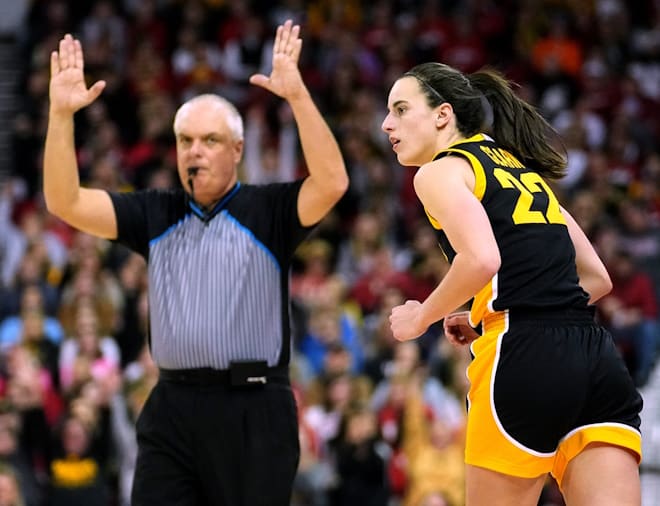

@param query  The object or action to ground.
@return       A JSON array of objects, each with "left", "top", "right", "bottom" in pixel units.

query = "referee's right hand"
[{"left": 49, "top": 33, "right": 106, "bottom": 116}]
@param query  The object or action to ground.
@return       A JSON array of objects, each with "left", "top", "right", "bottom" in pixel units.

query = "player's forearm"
[
  {"left": 288, "top": 90, "right": 348, "bottom": 196},
  {"left": 418, "top": 253, "right": 497, "bottom": 329},
  {"left": 43, "top": 111, "right": 82, "bottom": 219},
  {"left": 561, "top": 206, "right": 612, "bottom": 303}
]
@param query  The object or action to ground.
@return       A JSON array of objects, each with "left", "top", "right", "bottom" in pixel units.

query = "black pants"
[{"left": 131, "top": 379, "right": 300, "bottom": 506}]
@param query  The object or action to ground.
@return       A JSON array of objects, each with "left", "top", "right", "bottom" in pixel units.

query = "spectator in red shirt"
[{"left": 599, "top": 249, "right": 659, "bottom": 387}]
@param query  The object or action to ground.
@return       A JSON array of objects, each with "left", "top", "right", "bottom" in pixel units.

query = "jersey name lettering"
[{"left": 480, "top": 146, "right": 524, "bottom": 168}]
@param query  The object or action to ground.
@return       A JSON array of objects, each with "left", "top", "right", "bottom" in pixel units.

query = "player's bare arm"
[{"left": 561, "top": 206, "right": 612, "bottom": 303}]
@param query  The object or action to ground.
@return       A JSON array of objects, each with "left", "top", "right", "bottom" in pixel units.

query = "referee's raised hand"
[
  {"left": 49, "top": 33, "right": 105, "bottom": 115},
  {"left": 249, "top": 20, "right": 306, "bottom": 103}
]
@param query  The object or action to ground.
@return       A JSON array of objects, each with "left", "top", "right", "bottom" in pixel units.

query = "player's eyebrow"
[{"left": 389, "top": 99, "right": 407, "bottom": 110}]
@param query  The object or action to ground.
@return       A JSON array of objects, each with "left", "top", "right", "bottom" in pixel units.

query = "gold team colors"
[{"left": 426, "top": 134, "right": 642, "bottom": 487}]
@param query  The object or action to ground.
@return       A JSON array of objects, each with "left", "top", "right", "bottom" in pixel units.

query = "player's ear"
[{"left": 434, "top": 102, "right": 453, "bottom": 128}]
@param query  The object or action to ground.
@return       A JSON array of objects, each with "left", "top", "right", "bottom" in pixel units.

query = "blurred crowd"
[{"left": 0, "top": 0, "right": 658, "bottom": 505}]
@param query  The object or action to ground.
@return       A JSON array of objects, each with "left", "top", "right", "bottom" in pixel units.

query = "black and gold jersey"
[{"left": 425, "top": 134, "right": 590, "bottom": 326}]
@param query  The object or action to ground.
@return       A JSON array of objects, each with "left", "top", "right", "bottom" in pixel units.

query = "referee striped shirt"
[{"left": 109, "top": 181, "right": 312, "bottom": 370}]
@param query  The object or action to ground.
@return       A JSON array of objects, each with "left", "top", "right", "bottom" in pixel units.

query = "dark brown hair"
[{"left": 403, "top": 62, "right": 567, "bottom": 179}]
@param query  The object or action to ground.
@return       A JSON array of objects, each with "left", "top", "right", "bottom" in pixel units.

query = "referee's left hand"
[{"left": 249, "top": 20, "right": 306, "bottom": 102}]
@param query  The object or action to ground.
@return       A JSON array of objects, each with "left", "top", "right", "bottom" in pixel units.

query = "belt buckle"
[{"left": 229, "top": 361, "right": 268, "bottom": 387}]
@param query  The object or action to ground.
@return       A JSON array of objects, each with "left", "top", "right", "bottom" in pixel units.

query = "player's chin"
[
  {"left": 397, "top": 154, "right": 419, "bottom": 167},
  {"left": 396, "top": 149, "right": 425, "bottom": 167}
]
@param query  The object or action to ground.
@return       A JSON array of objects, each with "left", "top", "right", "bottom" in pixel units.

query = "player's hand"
[
  {"left": 49, "top": 34, "right": 105, "bottom": 115},
  {"left": 249, "top": 20, "right": 306, "bottom": 102},
  {"left": 389, "top": 300, "right": 427, "bottom": 342},
  {"left": 443, "top": 311, "right": 479, "bottom": 347}
]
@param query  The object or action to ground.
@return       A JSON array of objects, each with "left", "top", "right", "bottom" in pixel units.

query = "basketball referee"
[{"left": 43, "top": 20, "right": 348, "bottom": 506}]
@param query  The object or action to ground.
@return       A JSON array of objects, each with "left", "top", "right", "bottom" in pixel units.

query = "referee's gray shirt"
[{"left": 109, "top": 181, "right": 312, "bottom": 370}]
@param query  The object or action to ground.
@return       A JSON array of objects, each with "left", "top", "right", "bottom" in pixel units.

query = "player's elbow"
[
  {"left": 577, "top": 257, "right": 613, "bottom": 303},
  {"left": 600, "top": 270, "right": 613, "bottom": 296},
  {"left": 588, "top": 271, "right": 613, "bottom": 303},
  {"left": 472, "top": 250, "right": 501, "bottom": 283}
]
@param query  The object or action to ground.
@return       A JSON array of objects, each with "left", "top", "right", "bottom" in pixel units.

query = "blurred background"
[{"left": 0, "top": 0, "right": 658, "bottom": 505}]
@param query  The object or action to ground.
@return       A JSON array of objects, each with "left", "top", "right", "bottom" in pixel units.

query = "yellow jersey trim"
[{"left": 424, "top": 134, "right": 489, "bottom": 229}]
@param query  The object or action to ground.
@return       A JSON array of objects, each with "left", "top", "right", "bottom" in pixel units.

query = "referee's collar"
[{"left": 188, "top": 182, "right": 241, "bottom": 224}]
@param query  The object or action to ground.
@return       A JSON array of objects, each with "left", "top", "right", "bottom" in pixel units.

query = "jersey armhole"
[{"left": 441, "top": 148, "right": 487, "bottom": 201}]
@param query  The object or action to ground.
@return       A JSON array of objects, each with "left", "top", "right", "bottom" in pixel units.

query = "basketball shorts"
[{"left": 464, "top": 307, "right": 642, "bottom": 488}]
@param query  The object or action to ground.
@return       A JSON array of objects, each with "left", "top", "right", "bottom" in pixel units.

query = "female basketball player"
[{"left": 382, "top": 62, "right": 642, "bottom": 506}]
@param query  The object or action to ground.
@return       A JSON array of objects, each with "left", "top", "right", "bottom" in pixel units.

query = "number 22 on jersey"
[{"left": 493, "top": 169, "right": 566, "bottom": 225}]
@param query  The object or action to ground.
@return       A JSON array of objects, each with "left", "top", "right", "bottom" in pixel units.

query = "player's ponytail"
[
  {"left": 404, "top": 62, "right": 566, "bottom": 180},
  {"left": 467, "top": 69, "right": 566, "bottom": 179}
]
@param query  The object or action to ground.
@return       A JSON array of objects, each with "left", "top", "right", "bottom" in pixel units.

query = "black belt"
[{"left": 159, "top": 362, "right": 289, "bottom": 387}]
